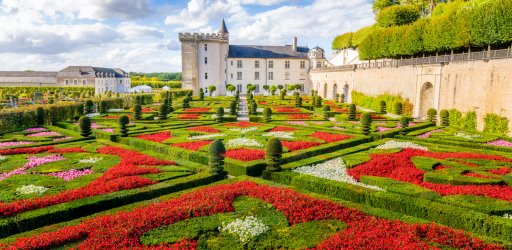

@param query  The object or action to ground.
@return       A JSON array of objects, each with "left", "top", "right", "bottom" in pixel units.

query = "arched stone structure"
[
  {"left": 343, "top": 84, "right": 349, "bottom": 102},
  {"left": 418, "top": 82, "right": 434, "bottom": 118},
  {"left": 332, "top": 83, "right": 338, "bottom": 100},
  {"left": 323, "top": 83, "right": 328, "bottom": 99}
]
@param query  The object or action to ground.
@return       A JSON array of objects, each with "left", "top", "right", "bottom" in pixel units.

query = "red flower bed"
[
  {"left": 311, "top": 132, "right": 353, "bottom": 143},
  {"left": 1, "top": 181, "right": 501, "bottom": 249},
  {"left": 488, "top": 167, "right": 512, "bottom": 175},
  {"left": 184, "top": 108, "right": 211, "bottom": 113},
  {"left": 0, "top": 146, "right": 175, "bottom": 217},
  {"left": 275, "top": 107, "right": 301, "bottom": 113},
  {"left": 142, "top": 107, "right": 153, "bottom": 113},
  {"left": 224, "top": 121, "right": 260, "bottom": 128},
  {"left": 269, "top": 126, "right": 298, "bottom": 132},
  {"left": 188, "top": 126, "right": 221, "bottom": 133},
  {"left": 48, "top": 147, "right": 87, "bottom": 153},
  {"left": 258, "top": 101, "right": 267, "bottom": 105},
  {"left": 225, "top": 148, "right": 265, "bottom": 161},
  {"left": 287, "top": 114, "right": 311, "bottom": 120},
  {"left": 335, "top": 108, "right": 348, "bottom": 112},
  {"left": 325, "top": 101, "right": 337, "bottom": 106},
  {"left": 136, "top": 132, "right": 171, "bottom": 143},
  {"left": 462, "top": 171, "right": 497, "bottom": 179},
  {"left": 0, "top": 146, "right": 54, "bottom": 155},
  {"left": 348, "top": 148, "right": 512, "bottom": 201},
  {"left": 281, "top": 141, "right": 320, "bottom": 152},
  {"left": 355, "top": 113, "right": 385, "bottom": 119},
  {"left": 178, "top": 114, "right": 200, "bottom": 119},
  {"left": 104, "top": 115, "right": 133, "bottom": 119},
  {"left": 173, "top": 141, "right": 212, "bottom": 151}
]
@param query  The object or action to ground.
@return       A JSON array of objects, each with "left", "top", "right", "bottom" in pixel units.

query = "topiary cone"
[
  {"left": 78, "top": 116, "right": 92, "bottom": 137},
  {"left": 322, "top": 105, "right": 330, "bottom": 120},
  {"left": 208, "top": 139, "right": 227, "bottom": 178},
  {"left": 380, "top": 100, "right": 387, "bottom": 114},
  {"left": 360, "top": 112, "right": 372, "bottom": 135},
  {"left": 118, "top": 115, "right": 129, "bottom": 137},
  {"left": 440, "top": 109, "right": 450, "bottom": 127},
  {"left": 35, "top": 107, "right": 45, "bottom": 125},
  {"left": 265, "top": 137, "right": 283, "bottom": 172},
  {"left": 427, "top": 108, "right": 437, "bottom": 124},
  {"left": 348, "top": 104, "right": 356, "bottom": 120}
]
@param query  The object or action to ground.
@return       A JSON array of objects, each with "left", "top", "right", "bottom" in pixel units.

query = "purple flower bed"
[
  {"left": 486, "top": 139, "right": 512, "bottom": 148},
  {"left": 27, "top": 132, "right": 62, "bottom": 137},
  {"left": 417, "top": 129, "right": 444, "bottom": 138},
  {"left": 0, "top": 141, "right": 32, "bottom": 149},
  {"left": 23, "top": 128, "right": 47, "bottom": 133},
  {"left": 48, "top": 168, "right": 94, "bottom": 181},
  {"left": 0, "top": 155, "right": 65, "bottom": 181}
]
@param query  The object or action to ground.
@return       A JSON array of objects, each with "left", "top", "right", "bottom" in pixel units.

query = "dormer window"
[{"left": 204, "top": 44, "right": 208, "bottom": 51}]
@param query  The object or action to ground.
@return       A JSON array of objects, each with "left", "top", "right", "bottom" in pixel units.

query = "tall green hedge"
[
  {"left": 376, "top": 4, "right": 421, "bottom": 27},
  {"left": 484, "top": 113, "right": 510, "bottom": 135},
  {"left": 351, "top": 91, "right": 413, "bottom": 115}
]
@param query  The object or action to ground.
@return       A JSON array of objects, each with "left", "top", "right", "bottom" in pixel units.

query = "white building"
[{"left": 179, "top": 20, "right": 326, "bottom": 96}]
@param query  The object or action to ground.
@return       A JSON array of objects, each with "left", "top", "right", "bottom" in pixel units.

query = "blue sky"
[{"left": 0, "top": 0, "right": 374, "bottom": 72}]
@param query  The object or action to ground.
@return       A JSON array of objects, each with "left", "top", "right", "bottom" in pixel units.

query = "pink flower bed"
[
  {"left": 417, "top": 129, "right": 444, "bottom": 138},
  {"left": 53, "top": 137, "right": 72, "bottom": 141},
  {"left": 0, "top": 155, "right": 65, "bottom": 181},
  {"left": 23, "top": 128, "right": 47, "bottom": 133},
  {"left": 49, "top": 169, "right": 94, "bottom": 181},
  {"left": 487, "top": 139, "right": 512, "bottom": 148},
  {"left": 27, "top": 132, "right": 62, "bottom": 137},
  {"left": 377, "top": 127, "right": 394, "bottom": 132},
  {"left": 0, "top": 141, "right": 32, "bottom": 149},
  {"left": 101, "top": 128, "right": 115, "bottom": 133}
]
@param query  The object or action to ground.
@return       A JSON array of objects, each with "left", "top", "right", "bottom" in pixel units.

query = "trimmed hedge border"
[
  {"left": 264, "top": 171, "right": 512, "bottom": 243},
  {"left": 0, "top": 172, "right": 216, "bottom": 239},
  {"left": 396, "top": 135, "right": 512, "bottom": 153}
]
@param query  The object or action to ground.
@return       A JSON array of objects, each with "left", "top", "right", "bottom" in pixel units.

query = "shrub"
[
  {"left": 440, "top": 109, "right": 449, "bottom": 126},
  {"left": 296, "top": 96, "right": 302, "bottom": 107},
  {"left": 84, "top": 100, "right": 94, "bottom": 114},
  {"left": 35, "top": 107, "right": 45, "bottom": 125},
  {"left": 400, "top": 116, "right": 410, "bottom": 135},
  {"left": 208, "top": 86, "right": 216, "bottom": 97},
  {"left": 348, "top": 104, "right": 356, "bottom": 120},
  {"left": 463, "top": 111, "right": 477, "bottom": 131},
  {"left": 208, "top": 139, "right": 226, "bottom": 178},
  {"left": 135, "top": 96, "right": 141, "bottom": 105},
  {"left": 427, "top": 108, "right": 437, "bottom": 124},
  {"left": 263, "top": 108, "right": 272, "bottom": 122},
  {"left": 340, "top": 94, "right": 345, "bottom": 103},
  {"left": 48, "top": 106, "right": 59, "bottom": 125},
  {"left": 133, "top": 104, "right": 142, "bottom": 120},
  {"left": 182, "top": 97, "right": 190, "bottom": 108},
  {"left": 199, "top": 89, "right": 205, "bottom": 101},
  {"left": 99, "top": 101, "right": 108, "bottom": 114},
  {"left": 322, "top": 105, "right": 330, "bottom": 120},
  {"left": 314, "top": 96, "right": 322, "bottom": 108},
  {"left": 230, "top": 100, "right": 237, "bottom": 115},
  {"left": 78, "top": 116, "right": 91, "bottom": 137},
  {"left": 74, "top": 104, "right": 84, "bottom": 121},
  {"left": 394, "top": 102, "right": 403, "bottom": 115},
  {"left": 163, "top": 98, "right": 170, "bottom": 113},
  {"left": 216, "top": 107, "right": 224, "bottom": 122},
  {"left": 351, "top": 91, "right": 412, "bottom": 115},
  {"left": 280, "top": 90, "right": 286, "bottom": 100},
  {"left": 360, "top": 113, "right": 372, "bottom": 135},
  {"left": 168, "top": 98, "right": 174, "bottom": 113},
  {"left": 158, "top": 104, "right": 167, "bottom": 120},
  {"left": 380, "top": 100, "right": 387, "bottom": 114},
  {"left": 377, "top": 4, "right": 421, "bottom": 27},
  {"left": 266, "top": 138, "right": 283, "bottom": 172},
  {"left": 118, "top": 115, "right": 129, "bottom": 137},
  {"left": 484, "top": 113, "right": 510, "bottom": 135},
  {"left": 250, "top": 102, "right": 257, "bottom": 115}
]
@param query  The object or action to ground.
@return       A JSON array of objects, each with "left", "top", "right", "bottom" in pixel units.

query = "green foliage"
[
  {"left": 208, "top": 86, "right": 217, "bottom": 97},
  {"left": 348, "top": 104, "right": 356, "bottom": 120},
  {"left": 351, "top": 91, "right": 412, "bottom": 115},
  {"left": 78, "top": 116, "right": 91, "bottom": 137},
  {"left": 199, "top": 90, "right": 205, "bottom": 101},
  {"left": 99, "top": 101, "right": 108, "bottom": 114},
  {"left": 226, "top": 84, "right": 236, "bottom": 93},
  {"left": 182, "top": 97, "right": 190, "bottom": 109},
  {"left": 295, "top": 96, "right": 302, "bottom": 107},
  {"left": 250, "top": 101, "right": 257, "bottom": 115},
  {"left": 360, "top": 112, "right": 372, "bottom": 135},
  {"left": 377, "top": 4, "right": 421, "bottom": 27},
  {"left": 400, "top": 116, "right": 410, "bottom": 135},
  {"left": 209, "top": 140, "right": 226, "bottom": 177},
  {"left": 158, "top": 104, "right": 167, "bottom": 120},
  {"left": 322, "top": 105, "right": 330, "bottom": 120},
  {"left": 394, "top": 102, "right": 403, "bottom": 115},
  {"left": 263, "top": 107, "right": 272, "bottom": 122},
  {"left": 280, "top": 89, "right": 286, "bottom": 100},
  {"left": 484, "top": 113, "right": 510, "bottom": 135},
  {"left": 380, "top": 100, "right": 387, "bottom": 114},
  {"left": 440, "top": 109, "right": 449, "bottom": 126},
  {"left": 35, "top": 107, "right": 45, "bottom": 125},
  {"left": 372, "top": 0, "right": 399, "bottom": 13},
  {"left": 216, "top": 107, "right": 224, "bottom": 122},
  {"left": 266, "top": 138, "right": 283, "bottom": 172},
  {"left": 48, "top": 106, "right": 59, "bottom": 124},
  {"left": 118, "top": 115, "right": 129, "bottom": 137},
  {"left": 332, "top": 32, "right": 353, "bottom": 50},
  {"left": 230, "top": 100, "right": 237, "bottom": 116},
  {"left": 84, "top": 100, "right": 94, "bottom": 114},
  {"left": 427, "top": 108, "right": 437, "bottom": 124},
  {"left": 314, "top": 96, "right": 322, "bottom": 108},
  {"left": 133, "top": 104, "right": 142, "bottom": 120}
]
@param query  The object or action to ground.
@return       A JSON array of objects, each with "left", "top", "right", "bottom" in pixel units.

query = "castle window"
[
  {"left": 231, "top": 61, "right": 233, "bottom": 66},
  {"left": 65, "top": 80, "right": 69, "bottom": 85},
  {"left": 237, "top": 72, "right": 242, "bottom": 80},
  {"left": 205, "top": 73, "right": 208, "bottom": 80},
  {"left": 255, "top": 60, "right": 260, "bottom": 68},
  {"left": 237, "top": 60, "right": 242, "bottom": 68},
  {"left": 268, "top": 72, "right": 274, "bottom": 80},
  {"left": 73, "top": 80, "right": 78, "bottom": 86},
  {"left": 300, "top": 73, "right": 306, "bottom": 80},
  {"left": 300, "top": 61, "right": 305, "bottom": 69},
  {"left": 204, "top": 44, "right": 207, "bottom": 51},
  {"left": 254, "top": 84, "right": 260, "bottom": 93},
  {"left": 205, "top": 57, "right": 208, "bottom": 64},
  {"left": 285, "top": 72, "right": 290, "bottom": 80},
  {"left": 300, "top": 84, "right": 305, "bottom": 92},
  {"left": 285, "top": 61, "right": 290, "bottom": 69},
  {"left": 231, "top": 73, "right": 233, "bottom": 79},
  {"left": 268, "top": 61, "right": 273, "bottom": 68},
  {"left": 82, "top": 80, "right": 87, "bottom": 85},
  {"left": 255, "top": 72, "right": 260, "bottom": 80},
  {"left": 316, "top": 62, "right": 322, "bottom": 68}
]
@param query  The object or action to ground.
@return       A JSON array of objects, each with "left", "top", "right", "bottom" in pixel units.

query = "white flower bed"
[
  {"left": 187, "top": 133, "right": 226, "bottom": 140},
  {"left": 256, "top": 108, "right": 264, "bottom": 112},
  {"left": 357, "top": 107, "right": 375, "bottom": 113},
  {"left": 293, "top": 158, "right": 383, "bottom": 191},
  {"left": 108, "top": 109, "right": 124, "bottom": 112},
  {"left": 262, "top": 131, "right": 295, "bottom": 139},
  {"left": 454, "top": 132, "right": 481, "bottom": 140},
  {"left": 16, "top": 185, "right": 49, "bottom": 195},
  {"left": 79, "top": 157, "right": 103, "bottom": 164},
  {"left": 220, "top": 216, "right": 269, "bottom": 243},
  {"left": 229, "top": 127, "right": 258, "bottom": 134},
  {"left": 503, "top": 214, "right": 512, "bottom": 219},
  {"left": 85, "top": 113, "right": 100, "bottom": 118},
  {"left": 386, "top": 113, "right": 401, "bottom": 119},
  {"left": 225, "top": 138, "right": 262, "bottom": 148},
  {"left": 0, "top": 155, "right": 5, "bottom": 161},
  {"left": 376, "top": 140, "right": 428, "bottom": 151}
]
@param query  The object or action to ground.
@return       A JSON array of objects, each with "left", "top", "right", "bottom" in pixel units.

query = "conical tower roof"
[{"left": 219, "top": 19, "right": 229, "bottom": 34}]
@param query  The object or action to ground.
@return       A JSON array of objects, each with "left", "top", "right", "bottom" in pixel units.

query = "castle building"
[
  {"left": 179, "top": 20, "right": 326, "bottom": 96},
  {"left": 0, "top": 66, "right": 130, "bottom": 94}
]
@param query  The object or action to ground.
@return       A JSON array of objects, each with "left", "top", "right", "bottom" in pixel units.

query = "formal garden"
[{"left": 1, "top": 88, "right": 512, "bottom": 249}]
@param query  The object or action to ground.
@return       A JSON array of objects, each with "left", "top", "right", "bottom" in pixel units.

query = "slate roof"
[
  {"left": 219, "top": 19, "right": 229, "bottom": 34},
  {"left": 228, "top": 45, "right": 309, "bottom": 59},
  {"left": 56, "top": 66, "right": 127, "bottom": 78},
  {"left": 0, "top": 71, "right": 57, "bottom": 77}
]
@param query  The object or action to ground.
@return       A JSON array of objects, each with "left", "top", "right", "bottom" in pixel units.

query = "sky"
[{"left": 0, "top": 0, "right": 375, "bottom": 73}]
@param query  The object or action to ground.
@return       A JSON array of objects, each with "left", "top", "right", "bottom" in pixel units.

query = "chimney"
[{"left": 292, "top": 37, "right": 297, "bottom": 52}]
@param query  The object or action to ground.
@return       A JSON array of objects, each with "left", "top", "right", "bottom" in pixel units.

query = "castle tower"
[
  {"left": 179, "top": 19, "right": 229, "bottom": 96},
  {"left": 308, "top": 46, "right": 326, "bottom": 69}
]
